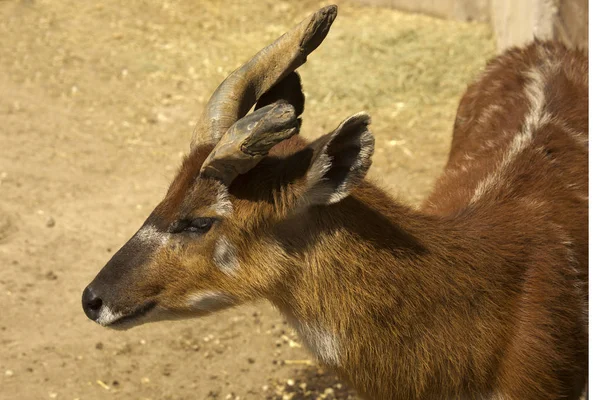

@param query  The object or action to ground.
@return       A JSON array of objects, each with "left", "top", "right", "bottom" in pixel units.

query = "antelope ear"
[{"left": 303, "top": 112, "right": 374, "bottom": 205}]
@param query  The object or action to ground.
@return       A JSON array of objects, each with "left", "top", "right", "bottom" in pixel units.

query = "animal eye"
[{"left": 177, "top": 217, "right": 215, "bottom": 234}]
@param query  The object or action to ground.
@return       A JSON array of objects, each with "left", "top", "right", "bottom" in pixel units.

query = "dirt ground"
[{"left": 0, "top": 0, "right": 495, "bottom": 399}]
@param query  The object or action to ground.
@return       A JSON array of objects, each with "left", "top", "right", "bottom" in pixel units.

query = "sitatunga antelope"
[{"left": 83, "top": 5, "right": 588, "bottom": 399}]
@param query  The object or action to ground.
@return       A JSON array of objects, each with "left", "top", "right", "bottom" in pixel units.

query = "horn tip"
[
  {"left": 301, "top": 5, "right": 338, "bottom": 56},
  {"left": 321, "top": 4, "right": 338, "bottom": 18},
  {"left": 316, "top": 4, "right": 338, "bottom": 28}
]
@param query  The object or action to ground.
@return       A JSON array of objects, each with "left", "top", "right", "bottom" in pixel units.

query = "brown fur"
[{"left": 86, "top": 40, "right": 588, "bottom": 399}]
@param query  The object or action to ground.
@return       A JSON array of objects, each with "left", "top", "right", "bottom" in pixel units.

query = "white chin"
[
  {"left": 96, "top": 305, "right": 124, "bottom": 327},
  {"left": 96, "top": 302, "right": 159, "bottom": 330}
]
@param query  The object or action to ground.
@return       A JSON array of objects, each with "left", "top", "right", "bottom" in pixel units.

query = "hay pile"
[{"left": 0, "top": 0, "right": 494, "bottom": 206}]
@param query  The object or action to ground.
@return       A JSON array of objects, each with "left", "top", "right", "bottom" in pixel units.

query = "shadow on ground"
[{"left": 266, "top": 365, "right": 359, "bottom": 399}]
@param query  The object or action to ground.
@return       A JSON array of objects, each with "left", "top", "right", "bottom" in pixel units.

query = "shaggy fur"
[{"left": 86, "top": 40, "right": 587, "bottom": 399}]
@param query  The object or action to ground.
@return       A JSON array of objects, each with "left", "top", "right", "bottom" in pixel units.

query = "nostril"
[
  {"left": 87, "top": 296, "right": 102, "bottom": 311},
  {"left": 82, "top": 286, "right": 103, "bottom": 321}
]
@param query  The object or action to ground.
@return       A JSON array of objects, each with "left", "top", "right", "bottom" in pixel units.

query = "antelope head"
[{"left": 82, "top": 5, "right": 375, "bottom": 329}]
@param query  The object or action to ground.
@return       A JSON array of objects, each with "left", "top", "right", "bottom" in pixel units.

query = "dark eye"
[{"left": 176, "top": 217, "right": 215, "bottom": 234}]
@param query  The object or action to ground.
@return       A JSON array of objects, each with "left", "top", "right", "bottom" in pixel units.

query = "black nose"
[{"left": 82, "top": 286, "right": 103, "bottom": 321}]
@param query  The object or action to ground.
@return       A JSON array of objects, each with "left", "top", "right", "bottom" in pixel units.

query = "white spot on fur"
[
  {"left": 519, "top": 197, "right": 547, "bottom": 211},
  {"left": 549, "top": 117, "right": 589, "bottom": 149},
  {"left": 484, "top": 140, "right": 497, "bottom": 149},
  {"left": 471, "top": 131, "right": 533, "bottom": 203},
  {"left": 186, "top": 291, "right": 234, "bottom": 312},
  {"left": 96, "top": 306, "right": 123, "bottom": 326},
  {"left": 477, "top": 104, "right": 504, "bottom": 127},
  {"left": 136, "top": 225, "right": 168, "bottom": 246},
  {"left": 523, "top": 68, "right": 547, "bottom": 123},
  {"left": 551, "top": 223, "right": 587, "bottom": 332},
  {"left": 211, "top": 185, "right": 233, "bottom": 216},
  {"left": 213, "top": 237, "right": 239, "bottom": 275},
  {"left": 471, "top": 67, "right": 550, "bottom": 204},
  {"left": 485, "top": 394, "right": 507, "bottom": 400},
  {"left": 287, "top": 317, "right": 341, "bottom": 366}
]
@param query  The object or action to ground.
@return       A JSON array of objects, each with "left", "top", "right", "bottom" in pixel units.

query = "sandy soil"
[{"left": 0, "top": 0, "right": 494, "bottom": 399}]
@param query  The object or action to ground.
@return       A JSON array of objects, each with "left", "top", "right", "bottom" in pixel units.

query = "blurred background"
[{"left": 0, "top": 0, "right": 587, "bottom": 399}]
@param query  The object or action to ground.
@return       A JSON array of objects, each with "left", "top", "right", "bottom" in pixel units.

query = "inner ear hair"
[{"left": 305, "top": 112, "right": 375, "bottom": 205}]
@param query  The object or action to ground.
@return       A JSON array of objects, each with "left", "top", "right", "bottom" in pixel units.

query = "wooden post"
[{"left": 489, "top": 0, "right": 557, "bottom": 50}]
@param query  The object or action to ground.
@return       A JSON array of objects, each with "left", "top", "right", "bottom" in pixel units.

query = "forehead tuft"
[
  {"left": 152, "top": 145, "right": 224, "bottom": 222},
  {"left": 150, "top": 135, "right": 309, "bottom": 225}
]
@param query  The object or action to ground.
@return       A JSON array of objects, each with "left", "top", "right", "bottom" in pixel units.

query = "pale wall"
[
  {"left": 353, "top": 0, "right": 588, "bottom": 51},
  {"left": 354, "top": 0, "right": 490, "bottom": 22}
]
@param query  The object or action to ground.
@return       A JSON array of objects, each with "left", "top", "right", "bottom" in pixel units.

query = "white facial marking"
[
  {"left": 211, "top": 185, "right": 233, "bottom": 216},
  {"left": 471, "top": 67, "right": 549, "bottom": 204},
  {"left": 136, "top": 225, "right": 168, "bottom": 247},
  {"left": 96, "top": 305, "right": 123, "bottom": 327},
  {"left": 287, "top": 317, "right": 341, "bottom": 366},
  {"left": 186, "top": 291, "right": 234, "bottom": 312},
  {"left": 213, "top": 237, "right": 239, "bottom": 275}
]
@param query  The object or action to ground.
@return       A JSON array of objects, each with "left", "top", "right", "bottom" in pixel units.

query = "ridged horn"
[
  {"left": 191, "top": 5, "right": 337, "bottom": 147},
  {"left": 199, "top": 101, "right": 299, "bottom": 185}
]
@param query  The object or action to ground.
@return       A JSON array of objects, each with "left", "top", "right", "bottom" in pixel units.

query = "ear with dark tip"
[
  {"left": 255, "top": 72, "right": 305, "bottom": 116},
  {"left": 303, "top": 112, "right": 374, "bottom": 205},
  {"left": 200, "top": 102, "right": 299, "bottom": 185}
]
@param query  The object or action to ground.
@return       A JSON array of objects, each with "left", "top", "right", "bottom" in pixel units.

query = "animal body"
[{"left": 82, "top": 5, "right": 588, "bottom": 399}]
